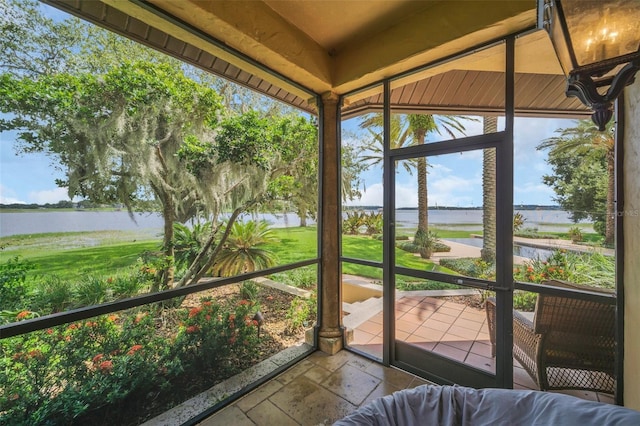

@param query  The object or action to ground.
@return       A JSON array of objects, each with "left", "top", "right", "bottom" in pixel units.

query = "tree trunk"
[
  {"left": 187, "top": 207, "right": 244, "bottom": 286},
  {"left": 605, "top": 150, "right": 615, "bottom": 246},
  {"left": 299, "top": 206, "right": 307, "bottom": 227},
  {"left": 161, "top": 194, "right": 175, "bottom": 290},
  {"left": 416, "top": 129, "right": 428, "bottom": 233},
  {"left": 481, "top": 116, "right": 497, "bottom": 262}
]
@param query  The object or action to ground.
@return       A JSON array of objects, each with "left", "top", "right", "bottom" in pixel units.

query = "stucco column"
[
  {"left": 623, "top": 78, "right": 640, "bottom": 409},
  {"left": 318, "top": 91, "right": 343, "bottom": 354}
]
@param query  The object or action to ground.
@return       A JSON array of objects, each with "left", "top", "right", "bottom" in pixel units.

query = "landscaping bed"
[{"left": 1, "top": 283, "right": 311, "bottom": 426}]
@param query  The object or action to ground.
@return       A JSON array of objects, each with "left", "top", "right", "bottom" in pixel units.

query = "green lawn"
[
  {"left": 1, "top": 230, "right": 160, "bottom": 281},
  {"left": 1, "top": 226, "right": 455, "bottom": 285}
]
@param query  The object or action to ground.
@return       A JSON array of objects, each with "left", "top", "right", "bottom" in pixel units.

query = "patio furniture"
[
  {"left": 485, "top": 280, "right": 616, "bottom": 394},
  {"left": 334, "top": 384, "right": 640, "bottom": 425}
]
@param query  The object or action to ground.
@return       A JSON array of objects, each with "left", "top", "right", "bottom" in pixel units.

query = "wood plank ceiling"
[{"left": 47, "top": 0, "right": 589, "bottom": 119}]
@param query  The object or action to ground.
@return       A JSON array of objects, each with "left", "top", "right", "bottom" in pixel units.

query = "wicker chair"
[{"left": 485, "top": 280, "right": 616, "bottom": 394}]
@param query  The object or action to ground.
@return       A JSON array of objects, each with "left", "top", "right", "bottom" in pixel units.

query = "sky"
[
  {"left": 0, "top": 2, "right": 578, "bottom": 207},
  {"left": 342, "top": 115, "right": 577, "bottom": 208},
  {"left": 0, "top": 115, "right": 576, "bottom": 206}
]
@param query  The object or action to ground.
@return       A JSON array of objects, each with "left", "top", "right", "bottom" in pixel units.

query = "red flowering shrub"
[{"left": 172, "top": 298, "right": 261, "bottom": 372}]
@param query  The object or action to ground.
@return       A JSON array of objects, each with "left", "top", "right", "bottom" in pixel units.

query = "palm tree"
[
  {"left": 358, "top": 113, "right": 414, "bottom": 171},
  {"left": 407, "top": 114, "right": 470, "bottom": 258},
  {"left": 212, "top": 220, "right": 278, "bottom": 276},
  {"left": 481, "top": 116, "right": 497, "bottom": 262},
  {"left": 358, "top": 112, "right": 471, "bottom": 258},
  {"left": 538, "top": 119, "right": 615, "bottom": 245}
]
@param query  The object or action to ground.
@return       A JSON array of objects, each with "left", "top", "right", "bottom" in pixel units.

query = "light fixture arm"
[{"left": 567, "top": 58, "right": 640, "bottom": 130}]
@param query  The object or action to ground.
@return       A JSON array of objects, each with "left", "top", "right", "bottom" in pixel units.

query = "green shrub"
[
  {"left": 439, "top": 257, "right": 494, "bottom": 279},
  {"left": 172, "top": 298, "right": 261, "bottom": 371},
  {"left": 513, "top": 291, "right": 537, "bottom": 311},
  {"left": 75, "top": 276, "right": 110, "bottom": 307},
  {"left": 515, "top": 228, "right": 558, "bottom": 239},
  {"left": 110, "top": 271, "right": 149, "bottom": 299},
  {"left": 285, "top": 293, "right": 316, "bottom": 333},
  {"left": 240, "top": 280, "right": 260, "bottom": 301},
  {"left": 0, "top": 312, "right": 172, "bottom": 425},
  {"left": 433, "top": 242, "right": 451, "bottom": 252},
  {"left": 270, "top": 266, "right": 317, "bottom": 289},
  {"left": 567, "top": 226, "right": 583, "bottom": 242},
  {"left": 396, "top": 241, "right": 420, "bottom": 253},
  {"left": 32, "top": 275, "right": 74, "bottom": 313},
  {"left": 0, "top": 299, "right": 263, "bottom": 425},
  {"left": 0, "top": 256, "right": 34, "bottom": 311},
  {"left": 396, "top": 279, "right": 458, "bottom": 291}
]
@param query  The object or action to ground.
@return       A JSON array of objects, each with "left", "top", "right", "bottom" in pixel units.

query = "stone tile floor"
[
  {"left": 198, "top": 350, "right": 431, "bottom": 425},
  {"left": 198, "top": 294, "right": 614, "bottom": 425}
]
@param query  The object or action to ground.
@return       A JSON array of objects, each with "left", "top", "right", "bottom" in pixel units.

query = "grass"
[
  {"left": 0, "top": 225, "right": 608, "bottom": 290},
  {"left": 1, "top": 230, "right": 160, "bottom": 282}
]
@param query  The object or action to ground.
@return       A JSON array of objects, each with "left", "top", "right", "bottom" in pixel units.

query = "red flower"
[
  {"left": 238, "top": 299, "right": 250, "bottom": 306},
  {"left": 134, "top": 313, "right": 147, "bottom": 324},
  {"left": 108, "top": 315, "right": 118, "bottom": 322},
  {"left": 27, "top": 350, "right": 44, "bottom": 360},
  {"left": 188, "top": 307, "right": 202, "bottom": 318},
  {"left": 127, "top": 345, "right": 144, "bottom": 355},
  {"left": 16, "top": 311, "right": 30, "bottom": 320},
  {"left": 229, "top": 314, "right": 236, "bottom": 322},
  {"left": 266, "top": 296, "right": 274, "bottom": 301},
  {"left": 99, "top": 360, "right": 113, "bottom": 373},
  {"left": 93, "top": 354, "right": 104, "bottom": 363},
  {"left": 202, "top": 301, "right": 212, "bottom": 307},
  {"left": 186, "top": 325, "right": 200, "bottom": 334},
  {"left": 46, "top": 329, "right": 54, "bottom": 335}
]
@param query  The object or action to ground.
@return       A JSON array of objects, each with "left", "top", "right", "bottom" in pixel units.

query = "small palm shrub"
[
  {"left": 342, "top": 210, "right": 366, "bottom": 235},
  {"left": 212, "top": 220, "right": 277, "bottom": 277},
  {"left": 567, "top": 226, "right": 583, "bottom": 243},
  {"left": 173, "top": 221, "right": 212, "bottom": 269}
]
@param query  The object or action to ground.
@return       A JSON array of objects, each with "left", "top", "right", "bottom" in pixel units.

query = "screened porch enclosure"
[{"left": 0, "top": 1, "right": 633, "bottom": 424}]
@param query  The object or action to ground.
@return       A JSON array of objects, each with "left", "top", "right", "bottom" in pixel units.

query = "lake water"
[
  {"left": 0, "top": 208, "right": 586, "bottom": 238},
  {"left": 0, "top": 211, "right": 309, "bottom": 237}
]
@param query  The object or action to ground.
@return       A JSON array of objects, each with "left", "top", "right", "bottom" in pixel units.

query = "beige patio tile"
[
  {"left": 432, "top": 343, "right": 467, "bottom": 362},
  {"left": 396, "top": 318, "right": 420, "bottom": 334},
  {"left": 411, "top": 325, "right": 445, "bottom": 341},
  {"left": 465, "top": 352, "right": 495, "bottom": 373},
  {"left": 359, "top": 320, "right": 383, "bottom": 335},
  {"left": 422, "top": 318, "right": 452, "bottom": 332},
  {"left": 447, "top": 325, "right": 479, "bottom": 340},
  {"left": 453, "top": 317, "right": 483, "bottom": 332},
  {"left": 436, "top": 306, "right": 464, "bottom": 317}
]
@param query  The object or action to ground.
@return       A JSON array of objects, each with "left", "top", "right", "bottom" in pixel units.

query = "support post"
[{"left": 318, "top": 91, "right": 343, "bottom": 354}]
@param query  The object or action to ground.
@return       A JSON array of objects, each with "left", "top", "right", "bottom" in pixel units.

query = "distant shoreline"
[{"left": 345, "top": 205, "right": 563, "bottom": 211}]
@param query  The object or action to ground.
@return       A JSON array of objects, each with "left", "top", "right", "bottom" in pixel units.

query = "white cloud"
[
  {"left": 0, "top": 185, "right": 26, "bottom": 204},
  {"left": 345, "top": 182, "right": 420, "bottom": 208},
  {"left": 27, "top": 187, "right": 70, "bottom": 204}
]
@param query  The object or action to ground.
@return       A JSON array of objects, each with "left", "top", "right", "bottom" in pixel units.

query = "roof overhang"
[{"left": 45, "top": 0, "right": 590, "bottom": 118}]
